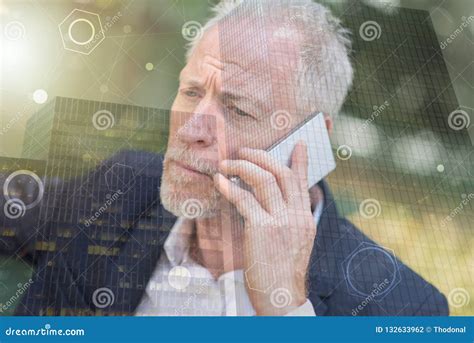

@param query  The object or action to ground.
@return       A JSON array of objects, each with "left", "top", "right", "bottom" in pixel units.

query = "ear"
[{"left": 323, "top": 113, "right": 333, "bottom": 134}]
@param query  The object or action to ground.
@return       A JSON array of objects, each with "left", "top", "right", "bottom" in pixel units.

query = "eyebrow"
[
  {"left": 180, "top": 77, "right": 203, "bottom": 88},
  {"left": 180, "top": 76, "right": 269, "bottom": 115}
]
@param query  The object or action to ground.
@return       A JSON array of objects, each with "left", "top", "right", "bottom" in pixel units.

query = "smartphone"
[
  {"left": 231, "top": 112, "right": 336, "bottom": 188},
  {"left": 267, "top": 112, "right": 335, "bottom": 188}
]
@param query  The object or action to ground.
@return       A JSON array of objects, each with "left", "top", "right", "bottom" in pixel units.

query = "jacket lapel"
[{"left": 307, "top": 180, "right": 340, "bottom": 315}]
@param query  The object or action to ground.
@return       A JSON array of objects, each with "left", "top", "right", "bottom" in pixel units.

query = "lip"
[{"left": 171, "top": 160, "right": 211, "bottom": 179}]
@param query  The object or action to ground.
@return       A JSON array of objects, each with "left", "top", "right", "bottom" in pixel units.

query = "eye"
[
  {"left": 183, "top": 89, "right": 200, "bottom": 98},
  {"left": 228, "top": 105, "right": 252, "bottom": 118}
]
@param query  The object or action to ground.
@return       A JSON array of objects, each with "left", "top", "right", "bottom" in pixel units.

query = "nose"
[{"left": 176, "top": 106, "right": 218, "bottom": 148}]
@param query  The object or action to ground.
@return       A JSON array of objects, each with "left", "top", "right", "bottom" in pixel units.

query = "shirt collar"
[
  {"left": 163, "top": 217, "right": 194, "bottom": 267},
  {"left": 313, "top": 198, "right": 324, "bottom": 225}
]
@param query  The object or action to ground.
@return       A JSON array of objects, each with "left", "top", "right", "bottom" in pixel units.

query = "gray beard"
[{"left": 159, "top": 173, "right": 221, "bottom": 219}]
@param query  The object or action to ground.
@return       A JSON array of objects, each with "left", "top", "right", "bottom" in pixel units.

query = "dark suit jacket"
[{"left": 14, "top": 150, "right": 448, "bottom": 316}]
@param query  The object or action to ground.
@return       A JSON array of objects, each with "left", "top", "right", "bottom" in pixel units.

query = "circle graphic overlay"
[
  {"left": 3, "top": 170, "right": 44, "bottom": 210},
  {"left": 344, "top": 245, "right": 399, "bottom": 299},
  {"left": 68, "top": 18, "right": 96, "bottom": 46}
]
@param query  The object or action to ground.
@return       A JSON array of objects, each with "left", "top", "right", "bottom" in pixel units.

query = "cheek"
[
  {"left": 168, "top": 101, "right": 180, "bottom": 139},
  {"left": 216, "top": 121, "right": 233, "bottom": 160},
  {"left": 218, "top": 122, "right": 277, "bottom": 159},
  {"left": 166, "top": 120, "right": 179, "bottom": 146}
]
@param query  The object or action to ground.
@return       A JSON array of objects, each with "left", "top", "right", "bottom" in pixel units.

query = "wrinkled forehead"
[{"left": 190, "top": 12, "right": 302, "bottom": 96}]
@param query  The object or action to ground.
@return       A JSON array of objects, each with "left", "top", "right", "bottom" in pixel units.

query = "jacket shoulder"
[{"left": 310, "top": 216, "right": 449, "bottom": 316}]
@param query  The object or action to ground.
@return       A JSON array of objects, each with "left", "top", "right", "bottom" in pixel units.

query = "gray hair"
[{"left": 186, "top": 0, "right": 353, "bottom": 117}]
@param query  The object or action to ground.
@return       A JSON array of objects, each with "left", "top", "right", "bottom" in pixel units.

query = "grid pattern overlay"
[{"left": 0, "top": 1, "right": 472, "bottom": 316}]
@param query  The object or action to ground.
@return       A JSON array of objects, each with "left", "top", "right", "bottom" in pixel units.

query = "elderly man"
[{"left": 15, "top": 0, "right": 447, "bottom": 316}]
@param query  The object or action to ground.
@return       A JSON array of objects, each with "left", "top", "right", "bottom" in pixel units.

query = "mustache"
[{"left": 165, "top": 147, "right": 219, "bottom": 176}]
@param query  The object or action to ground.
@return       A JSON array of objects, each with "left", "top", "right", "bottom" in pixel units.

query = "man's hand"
[{"left": 213, "top": 141, "right": 316, "bottom": 315}]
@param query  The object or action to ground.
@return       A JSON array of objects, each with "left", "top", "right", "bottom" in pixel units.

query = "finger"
[
  {"left": 220, "top": 159, "right": 285, "bottom": 213},
  {"left": 290, "top": 140, "right": 309, "bottom": 190},
  {"left": 213, "top": 173, "right": 266, "bottom": 222},
  {"left": 239, "top": 148, "right": 294, "bottom": 200}
]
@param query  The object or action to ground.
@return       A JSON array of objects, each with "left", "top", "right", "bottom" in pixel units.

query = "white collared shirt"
[{"left": 134, "top": 201, "right": 323, "bottom": 316}]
